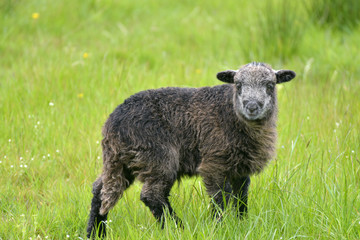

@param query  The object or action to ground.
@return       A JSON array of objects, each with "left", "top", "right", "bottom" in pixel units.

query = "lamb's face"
[
  {"left": 216, "top": 62, "right": 296, "bottom": 122},
  {"left": 233, "top": 66, "right": 276, "bottom": 121}
]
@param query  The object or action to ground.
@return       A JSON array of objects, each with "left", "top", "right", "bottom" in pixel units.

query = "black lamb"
[{"left": 87, "top": 62, "right": 296, "bottom": 238}]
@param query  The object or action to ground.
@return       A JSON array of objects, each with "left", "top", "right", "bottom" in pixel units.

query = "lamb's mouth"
[
  {"left": 244, "top": 113, "right": 260, "bottom": 120},
  {"left": 242, "top": 109, "right": 266, "bottom": 121}
]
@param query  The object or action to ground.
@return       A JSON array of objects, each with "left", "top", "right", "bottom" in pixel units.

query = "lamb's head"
[{"left": 217, "top": 62, "right": 296, "bottom": 121}]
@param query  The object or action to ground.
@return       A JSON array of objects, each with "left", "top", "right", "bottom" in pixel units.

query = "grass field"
[{"left": 1, "top": 0, "right": 360, "bottom": 239}]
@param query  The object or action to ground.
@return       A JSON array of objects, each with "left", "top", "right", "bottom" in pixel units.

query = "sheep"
[{"left": 86, "top": 62, "right": 296, "bottom": 238}]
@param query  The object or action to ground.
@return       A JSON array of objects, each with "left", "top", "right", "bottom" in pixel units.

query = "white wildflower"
[{"left": 49, "top": 102, "right": 54, "bottom": 106}]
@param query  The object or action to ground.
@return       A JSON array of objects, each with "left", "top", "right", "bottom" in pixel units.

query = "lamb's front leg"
[
  {"left": 140, "top": 177, "right": 182, "bottom": 228},
  {"left": 200, "top": 169, "right": 232, "bottom": 218},
  {"left": 231, "top": 176, "right": 250, "bottom": 217}
]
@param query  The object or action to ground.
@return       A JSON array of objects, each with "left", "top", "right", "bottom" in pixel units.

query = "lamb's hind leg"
[
  {"left": 87, "top": 159, "right": 134, "bottom": 238},
  {"left": 87, "top": 177, "right": 108, "bottom": 239}
]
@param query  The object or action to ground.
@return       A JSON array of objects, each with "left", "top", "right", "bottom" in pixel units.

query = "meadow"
[{"left": 1, "top": 0, "right": 359, "bottom": 239}]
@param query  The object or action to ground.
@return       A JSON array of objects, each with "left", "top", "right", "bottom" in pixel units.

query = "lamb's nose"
[{"left": 246, "top": 102, "right": 259, "bottom": 113}]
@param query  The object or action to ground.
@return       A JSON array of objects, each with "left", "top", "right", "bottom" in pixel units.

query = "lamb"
[{"left": 86, "top": 62, "right": 296, "bottom": 238}]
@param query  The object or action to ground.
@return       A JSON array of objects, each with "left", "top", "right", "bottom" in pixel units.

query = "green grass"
[
  {"left": 1, "top": 0, "right": 360, "bottom": 239},
  {"left": 303, "top": 0, "right": 360, "bottom": 31}
]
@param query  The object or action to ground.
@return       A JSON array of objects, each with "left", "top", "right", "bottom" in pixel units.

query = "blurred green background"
[{"left": 1, "top": 0, "right": 359, "bottom": 239}]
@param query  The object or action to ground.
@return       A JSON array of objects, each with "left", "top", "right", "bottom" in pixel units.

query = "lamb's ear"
[
  {"left": 275, "top": 70, "right": 296, "bottom": 84},
  {"left": 216, "top": 70, "right": 237, "bottom": 83}
]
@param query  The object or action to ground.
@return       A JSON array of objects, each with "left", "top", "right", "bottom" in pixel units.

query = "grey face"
[
  {"left": 233, "top": 66, "right": 276, "bottom": 120},
  {"left": 216, "top": 62, "right": 296, "bottom": 122}
]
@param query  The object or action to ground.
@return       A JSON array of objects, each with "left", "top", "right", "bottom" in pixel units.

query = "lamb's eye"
[
  {"left": 236, "top": 83, "right": 242, "bottom": 92},
  {"left": 266, "top": 83, "right": 275, "bottom": 92}
]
